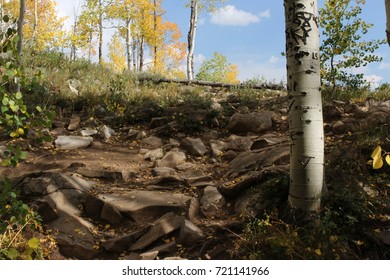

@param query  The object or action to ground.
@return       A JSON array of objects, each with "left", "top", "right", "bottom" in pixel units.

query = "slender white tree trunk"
[
  {"left": 386, "top": 0, "right": 390, "bottom": 45},
  {"left": 126, "top": 18, "right": 132, "bottom": 71},
  {"left": 284, "top": 0, "right": 324, "bottom": 212},
  {"left": 187, "top": 0, "right": 198, "bottom": 80},
  {"left": 30, "top": 0, "right": 38, "bottom": 46},
  {"left": 98, "top": 0, "right": 103, "bottom": 64}
]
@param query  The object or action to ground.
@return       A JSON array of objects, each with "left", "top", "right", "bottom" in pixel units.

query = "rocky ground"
[{"left": 1, "top": 90, "right": 390, "bottom": 260}]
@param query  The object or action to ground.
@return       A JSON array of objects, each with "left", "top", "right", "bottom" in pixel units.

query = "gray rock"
[
  {"left": 180, "top": 219, "right": 204, "bottom": 245},
  {"left": 181, "top": 170, "right": 214, "bottom": 187},
  {"left": 143, "top": 241, "right": 177, "bottom": 258},
  {"left": 68, "top": 115, "right": 80, "bottom": 131},
  {"left": 226, "top": 144, "right": 290, "bottom": 178},
  {"left": 210, "top": 140, "right": 227, "bottom": 157},
  {"left": 250, "top": 134, "right": 288, "bottom": 150},
  {"left": 227, "top": 135, "right": 256, "bottom": 152},
  {"left": 18, "top": 172, "right": 97, "bottom": 259},
  {"left": 142, "top": 136, "right": 164, "bottom": 148},
  {"left": 201, "top": 186, "right": 225, "bottom": 217},
  {"left": 55, "top": 136, "right": 93, "bottom": 150},
  {"left": 97, "top": 190, "right": 192, "bottom": 224},
  {"left": 152, "top": 167, "right": 176, "bottom": 177},
  {"left": 188, "top": 197, "right": 200, "bottom": 223},
  {"left": 227, "top": 111, "right": 274, "bottom": 134},
  {"left": 332, "top": 119, "right": 359, "bottom": 135},
  {"left": 219, "top": 165, "right": 289, "bottom": 197},
  {"left": 80, "top": 129, "right": 98, "bottom": 137},
  {"left": 144, "top": 148, "right": 164, "bottom": 162},
  {"left": 181, "top": 137, "right": 208, "bottom": 157},
  {"left": 130, "top": 213, "right": 185, "bottom": 251},
  {"left": 103, "top": 228, "right": 148, "bottom": 253},
  {"left": 77, "top": 168, "right": 128, "bottom": 182},
  {"left": 100, "top": 125, "right": 115, "bottom": 140},
  {"left": 203, "top": 130, "right": 219, "bottom": 141},
  {"left": 157, "top": 150, "right": 186, "bottom": 168}
]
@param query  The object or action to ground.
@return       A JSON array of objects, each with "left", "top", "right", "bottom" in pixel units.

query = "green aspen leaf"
[
  {"left": 27, "top": 237, "right": 40, "bottom": 249},
  {"left": 371, "top": 146, "right": 382, "bottom": 160},
  {"left": 6, "top": 248, "right": 20, "bottom": 259},
  {"left": 373, "top": 156, "right": 384, "bottom": 170},
  {"left": 386, "top": 155, "right": 390, "bottom": 166},
  {"left": 15, "top": 92, "right": 22, "bottom": 100},
  {"left": 10, "top": 131, "right": 18, "bottom": 138},
  {"left": 2, "top": 97, "right": 9, "bottom": 106}
]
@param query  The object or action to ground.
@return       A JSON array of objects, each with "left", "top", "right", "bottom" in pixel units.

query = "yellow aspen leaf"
[
  {"left": 385, "top": 155, "right": 390, "bottom": 166},
  {"left": 314, "top": 248, "right": 322, "bottom": 256},
  {"left": 371, "top": 146, "right": 382, "bottom": 159},
  {"left": 373, "top": 156, "right": 384, "bottom": 169},
  {"left": 27, "top": 237, "right": 40, "bottom": 249}
]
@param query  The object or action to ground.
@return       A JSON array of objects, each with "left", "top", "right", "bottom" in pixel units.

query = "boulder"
[
  {"left": 144, "top": 148, "right": 164, "bottom": 162},
  {"left": 227, "top": 135, "right": 257, "bottom": 152},
  {"left": 200, "top": 186, "right": 225, "bottom": 217},
  {"left": 67, "top": 115, "right": 80, "bottom": 131},
  {"left": 96, "top": 190, "right": 192, "bottom": 224},
  {"left": 227, "top": 111, "right": 274, "bottom": 134},
  {"left": 180, "top": 219, "right": 205, "bottom": 245},
  {"left": 157, "top": 149, "right": 187, "bottom": 168},
  {"left": 17, "top": 172, "right": 98, "bottom": 259},
  {"left": 181, "top": 137, "right": 208, "bottom": 157},
  {"left": 55, "top": 136, "right": 93, "bottom": 150},
  {"left": 141, "top": 136, "right": 164, "bottom": 148},
  {"left": 225, "top": 144, "right": 290, "bottom": 178},
  {"left": 210, "top": 140, "right": 227, "bottom": 157},
  {"left": 130, "top": 213, "right": 185, "bottom": 251}
]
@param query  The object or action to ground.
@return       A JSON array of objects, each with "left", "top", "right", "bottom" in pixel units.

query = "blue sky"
[{"left": 57, "top": 0, "right": 390, "bottom": 87}]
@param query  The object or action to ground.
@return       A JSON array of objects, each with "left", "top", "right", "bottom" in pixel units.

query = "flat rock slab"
[
  {"left": 97, "top": 190, "right": 192, "bottom": 224},
  {"left": 16, "top": 172, "right": 97, "bottom": 259},
  {"left": 225, "top": 143, "right": 290, "bottom": 178},
  {"left": 130, "top": 213, "right": 185, "bottom": 251},
  {"left": 219, "top": 165, "right": 289, "bottom": 197}
]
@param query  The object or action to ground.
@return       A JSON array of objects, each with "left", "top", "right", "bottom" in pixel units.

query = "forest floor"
[{"left": 1, "top": 89, "right": 390, "bottom": 260}]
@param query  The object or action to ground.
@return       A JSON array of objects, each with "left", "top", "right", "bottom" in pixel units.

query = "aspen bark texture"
[{"left": 284, "top": 0, "right": 324, "bottom": 211}]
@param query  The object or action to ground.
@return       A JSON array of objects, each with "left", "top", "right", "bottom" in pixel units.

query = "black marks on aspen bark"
[
  {"left": 286, "top": 2, "right": 317, "bottom": 47},
  {"left": 299, "top": 156, "right": 315, "bottom": 168}
]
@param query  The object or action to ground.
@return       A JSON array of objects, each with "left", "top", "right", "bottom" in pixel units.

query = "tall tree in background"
[
  {"left": 79, "top": 0, "right": 106, "bottom": 64},
  {"left": 3, "top": 0, "right": 66, "bottom": 51},
  {"left": 284, "top": 0, "right": 324, "bottom": 212},
  {"left": 196, "top": 52, "right": 239, "bottom": 83},
  {"left": 107, "top": 32, "right": 126, "bottom": 73},
  {"left": 320, "top": 0, "right": 385, "bottom": 96},
  {"left": 185, "top": 0, "right": 225, "bottom": 80}
]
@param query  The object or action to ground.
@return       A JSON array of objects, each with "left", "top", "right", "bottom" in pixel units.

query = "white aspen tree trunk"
[
  {"left": 187, "top": 0, "right": 198, "bottom": 80},
  {"left": 284, "top": 0, "right": 324, "bottom": 212},
  {"left": 30, "top": 0, "right": 37, "bottom": 46},
  {"left": 98, "top": 0, "right": 103, "bottom": 64},
  {"left": 126, "top": 18, "right": 132, "bottom": 71},
  {"left": 386, "top": 0, "right": 390, "bottom": 45}
]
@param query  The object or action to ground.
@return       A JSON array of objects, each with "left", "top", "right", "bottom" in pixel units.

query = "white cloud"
[
  {"left": 366, "top": 74, "right": 383, "bottom": 89},
  {"left": 268, "top": 55, "right": 280, "bottom": 64},
  {"left": 211, "top": 5, "right": 270, "bottom": 27}
]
